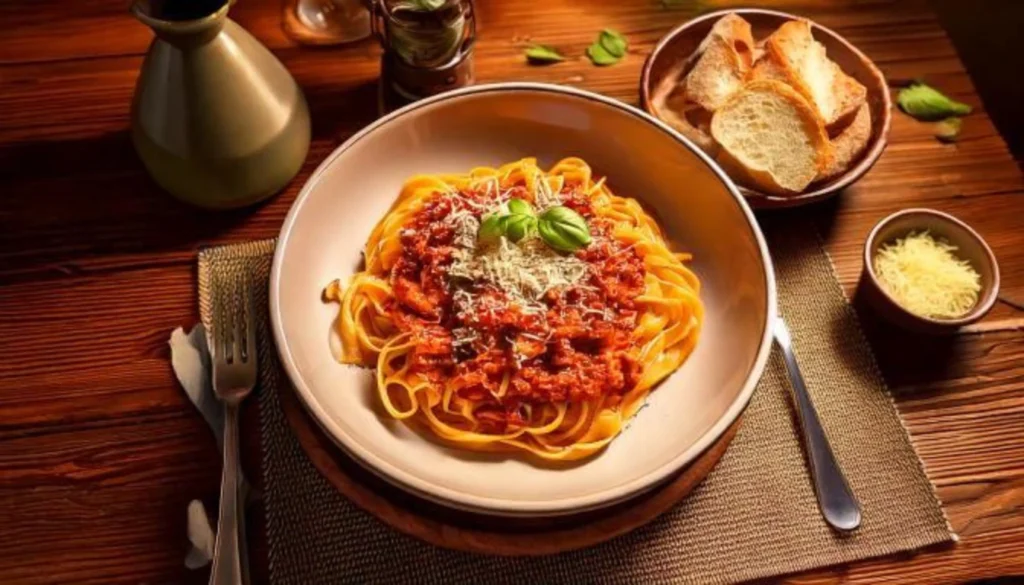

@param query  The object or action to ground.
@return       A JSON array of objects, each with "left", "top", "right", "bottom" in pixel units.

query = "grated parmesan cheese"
[
  {"left": 448, "top": 236, "right": 589, "bottom": 315},
  {"left": 873, "top": 231, "right": 981, "bottom": 319}
]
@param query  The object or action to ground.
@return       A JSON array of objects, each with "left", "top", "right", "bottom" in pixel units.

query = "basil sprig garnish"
[{"left": 477, "top": 198, "right": 591, "bottom": 252}]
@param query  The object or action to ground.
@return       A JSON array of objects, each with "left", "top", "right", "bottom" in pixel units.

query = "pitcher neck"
[{"left": 132, "top": 0, "right": 231, "bottom": 48}]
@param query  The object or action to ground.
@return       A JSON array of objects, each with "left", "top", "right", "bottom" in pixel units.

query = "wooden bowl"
[
  {"left": 640, "top": 9, "right": 892, "bottom": 209},
  {"left": 860, "top": 209, "right": 1000, "bottom": 334}
]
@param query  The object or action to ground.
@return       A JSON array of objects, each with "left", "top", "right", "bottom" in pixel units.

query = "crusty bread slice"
[
  {"left": 817, "top": 102, "right": 872, "bottom": 180},
  {"left": 684, "top": 15, "right": 756, "bottom": 112},
  {"left": 684, "top": 37, "right": 748, "bottom": 112},
  {"left": 696, "top": 13, "right": 755, "bottom": 67},
  {"left": 710, "top": 80, "right": 832, "bottom": 195},
  {"left": 765, "top": 20, "right": 867, "bottom": 131}
]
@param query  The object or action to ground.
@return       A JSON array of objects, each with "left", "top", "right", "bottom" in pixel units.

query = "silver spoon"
[{"left": 774, "top": 317, "right": 862, "bottom": 532}]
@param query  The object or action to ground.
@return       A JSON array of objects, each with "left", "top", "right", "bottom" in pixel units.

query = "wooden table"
[{"left": 2, "top": 1, "right": 1022, "bottom": 583}]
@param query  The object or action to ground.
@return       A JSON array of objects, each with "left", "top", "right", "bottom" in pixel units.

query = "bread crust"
[
  {"left": 685, "top": 14, "right": 757, "bottom": 112},
  {"left": 817, "top": 102, "right": 872, "bottom": 181}
]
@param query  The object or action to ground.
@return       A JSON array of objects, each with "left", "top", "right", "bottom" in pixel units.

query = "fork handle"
[
  {"left": 209, "top": 404, "right": 243, "bottom": 585},
  {"left": 775, "top": 329, "right": 861, "bottom": 532}
]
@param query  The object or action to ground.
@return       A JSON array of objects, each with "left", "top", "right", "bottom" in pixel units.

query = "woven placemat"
[{"left": 198, "top": 216, "right": 955, "bottom": 585}]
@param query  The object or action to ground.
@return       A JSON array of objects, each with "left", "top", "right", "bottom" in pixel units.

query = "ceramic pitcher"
[{"left": 130, "top": 0, "right": 311, "bottom": 209}]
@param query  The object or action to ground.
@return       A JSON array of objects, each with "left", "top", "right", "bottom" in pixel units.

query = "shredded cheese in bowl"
[{"left": 873, "top": 231, "right": 981, "bottom": 319}]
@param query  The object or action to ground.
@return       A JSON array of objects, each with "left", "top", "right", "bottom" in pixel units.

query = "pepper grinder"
[{"left": 371, "top": 0, "right": 476, "bottom": 113}]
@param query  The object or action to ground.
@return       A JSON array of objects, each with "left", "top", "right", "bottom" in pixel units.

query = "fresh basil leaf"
[
  {"left": 586, "top": 42, "right": 620, "bottom": 66},
  {"left": 408, "top": 0, "right": 447, "bottom": 11},
  {"left": 598, "top": 29, "right": 628, "bottom": 58},
  {"left": 478, "top": 213, "right": 506, "bottom": 244},
  {"left": 505, "top": 215, "right": 536, "bottom": 243},
  {"left": 525, "top": 45, "right": 564, "bottom": 64},
  {"left": 897, "top": 83, "right": 972, "bottom": 121},
  {"left": 538, "top": 219, "right": 588, "bottom": 252},
  {"left": 538, "top": 206, "right": 591, "bottom": 252},
  {"left": 507, "top": 198, "right": 534, "bottom": 216},
  {"left": 935, "top": 117, "right": 962, "bottom": 143},
  {"left": 537, "top": 220, "right": 569, "bottom": 252}
]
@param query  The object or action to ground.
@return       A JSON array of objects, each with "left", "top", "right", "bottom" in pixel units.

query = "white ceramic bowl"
[{"left": 271, "top": 83, "right": 776, "bottom": 517}]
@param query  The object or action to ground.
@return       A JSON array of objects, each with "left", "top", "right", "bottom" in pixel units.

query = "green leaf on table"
[
  {"left": 537, "top": 206, "right": 591, "bottom": 252},
  {"left": 586, "top": 29, "right": 628, "bottom": 66},
  {"left": 525, "top": 45, "right": 565, "bottom": 64},
  {"left": 598, "top": 29, "right": 628, "bottom": 58},
  {"left": 897, "top": 83, "right": 972, "bottom": 121},
  {"left": 935, "top": 117, "right": 962, "bottom": 143},
  {"left": 586, "top": 42, "right": 620, "bottom": 66}
]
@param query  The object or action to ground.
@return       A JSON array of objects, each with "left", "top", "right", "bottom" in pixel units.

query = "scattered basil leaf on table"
[
  {"left": 525, "top": 45, "right": 565, "bottom": 64},
  {"left": 538, "top": 206, "right": 592, "bottom": 252},
  {"left": 587, "top": 30, "right": 628, "bottom": 66},
  {"left": 586, "top": 43, "right": 619, "bottom": 66},
  {"left": 897, "top": 83, "right": 972, "bottom": 121},
  {"left": 598, "top": 29, "right": 628, "bottom": 58},
  {"left": 935, "top": 117, "right": 962, "bottom": 143}
]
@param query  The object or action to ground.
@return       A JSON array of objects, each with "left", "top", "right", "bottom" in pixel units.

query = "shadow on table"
[
  {"left": 0, "top": 79, "right": 383, "bottom": 285},
  {"left": 849, "top": 279, "right": 963, "bottom": 395}
]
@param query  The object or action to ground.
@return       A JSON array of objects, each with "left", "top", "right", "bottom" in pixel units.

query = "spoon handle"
[{"left": 773, "top": 318, "right": 862, "bottom": 532}]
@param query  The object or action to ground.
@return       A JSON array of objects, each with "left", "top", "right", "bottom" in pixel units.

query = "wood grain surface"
[{"left": 0, "top": 0, "right": 1021, "bottom": 583}]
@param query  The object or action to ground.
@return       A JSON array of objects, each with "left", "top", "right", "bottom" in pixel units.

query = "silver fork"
[{"left": 209, "top": 285, "right": 258, "bottom": 585}]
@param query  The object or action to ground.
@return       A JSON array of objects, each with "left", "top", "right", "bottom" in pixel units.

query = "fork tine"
[
  {"left": 213, "top": 287, "right": 230, "bottom": 362},
  {"left": 232, "top": 287, "right": 243, "bottom": 365},
  {"left": 245, "top": 285, "right": 257, "bottom": 363}
]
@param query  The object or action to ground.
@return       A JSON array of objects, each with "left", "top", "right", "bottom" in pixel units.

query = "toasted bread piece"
[
  {"left": 685, "top": 37, "right": 748, "bottom": 112},
  {"left": 817, "top": 102, "right": 872, "bottom": 180},
  {"left": 750, "top": 52, "right": 791, "bottom": 84},
  {"left": 696, "top": 13, "right": 755, "bottom": 67},
  {"left": 765, "top": 20, "right": 867, "bottom": 131},
  {"left": 651, "top": 82, "right": 720, "bottom": 156},
  {"left": 710, "top": 80, "right": 832, "bottom": 195},
  {"left": 684, "top": 15, "right": 756, "bottom": 112}
]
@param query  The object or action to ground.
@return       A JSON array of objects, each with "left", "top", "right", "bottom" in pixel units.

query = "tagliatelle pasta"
[{"left": 325, "top": 157, "right": 703, "bottom": 460}]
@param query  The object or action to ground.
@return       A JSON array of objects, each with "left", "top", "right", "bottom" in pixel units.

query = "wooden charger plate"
[{"left": 279, "top": 383, "right": 741, "bottom": 555}]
